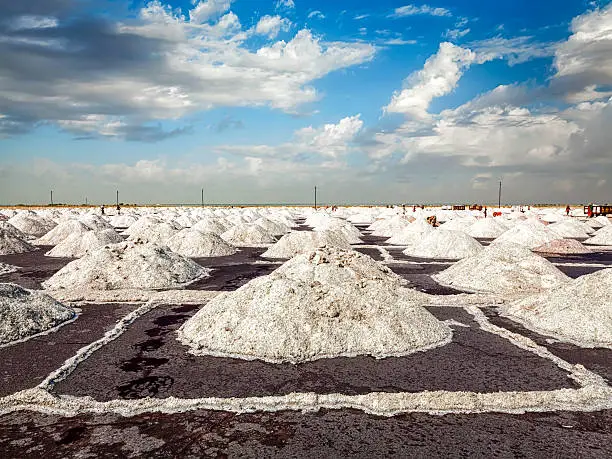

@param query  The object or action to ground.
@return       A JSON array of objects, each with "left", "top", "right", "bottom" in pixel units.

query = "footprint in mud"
[
  {"left": 120, "top": 357, "right": 169, "bottom": 372},
  {"left": 117, "top": 376, "right": 174, "bottom": 399}
]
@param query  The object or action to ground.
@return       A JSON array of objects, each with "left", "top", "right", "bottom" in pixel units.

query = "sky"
[{"left": 0, "top": 0, "right": 611, "bottom": 205}]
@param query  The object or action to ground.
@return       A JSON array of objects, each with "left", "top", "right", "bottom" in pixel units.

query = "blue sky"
[{"left": 1, "top": 0, "right": 611, "bottom": 204}]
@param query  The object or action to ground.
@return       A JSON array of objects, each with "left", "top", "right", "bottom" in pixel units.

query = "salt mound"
[
  {"left": 109, "top": 214, "right": 138, "bottom": 228},
  {"left": 594, "top": 216, "right": 611, "bottom": 226},
  {"left": 221, "top": 224, "right": 276, "bottom": 246},
  {"left": 503, "top": 269, "right": 612, "bottom": 348},
  {"left": 533, "top": 239, "right": 592, "bottom": 255},
  {"left": 370, "top": 215, "right": 412, "bottom": 237},
  {"left": 261, "top": 230, "right": 351, "bottom": 259},
  {"left": 440, "top": 217, "right": 476, "bottom": 231},
  {"left": 466, "top": 218, "right": 509, "bottom": 238},
  {"left": 403, "top": 229, "right": 483, "bottom": 260},
  {"left": 314, "top": 218, "right": 362, "bottom": 244},
  {"left": 8, "top": 213, "right": 56, "bottom": 238},
  {"left": 584, "top": 226, "right": 612, "bottom": 246},
  {"left": 178, "top": 248, "right": 451, "bottom": 363},
  {"left": 548, "top": 219, "right": 593, "bottom": 238},
  {"left": 386, "top": 219, "right": 434, "bottom": 246},
  {"left": 42, "top": 241, "right": 209, "bottom": 290},
  {"left": 0, "top": 228, "right": 35, "bottom": 255},
  {"left": 0, "top": 222, "right": 28, "bottom": 240},
  {"left": 493, "top": 224, "right": 562, "bottom": 249},
  {"left": 434, "top": 243, "right": 570, "bottom": 294},
  {"left": 127, "top": 221, "right": 181, "bottom": 245},
  {"left": 254, "top": 217, "right": 290, "bottom": 236},
  {"left": 0, "top": 283, "right": 75, "bottom": 345},
  {"left": 192, "top": 218, "right": 230, "bottom": 235},
  {"left": 123, "top": 215, "right": 162, "bottom": 235},
  {"left": 0, "top": 263, "right": 17, "bottom": 275},
  {"left": 166, "top": 229, "right": 237, "bottom": 257},
  {"left": 45, "top": 229, "right": 124, "bottom": 258},
  {"left": 35, "top": 220, "right": 92, "bottom": 246},
  {"left": 79, "top": 214, "right": 114, "bottom": 231}
]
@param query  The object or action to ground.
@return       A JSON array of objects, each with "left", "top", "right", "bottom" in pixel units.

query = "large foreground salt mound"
[
  {"left": 45, "top": 229, "right": 124, "bottom": 258},
  {"left": 503, "top": 269, "right": 612, "bottom": 348},
  {"left": 403, "top": 229, "right": 483, "bottom": 260},
  {"left": 0, "top": 283, "right": 75, "bottom": 345},
  {"left": 433, "top": 243, "right": 570, "bottom": 294},
  {"left": 584, "top": 226, "right": 612, "bottom": 246},
  {"left": 261, "top": 230, "right": 351, "bottom": 259},
  {"left": 42, "top": 241, "right": 209, "bottom": 290},
  {"left": 166, "top": 229, "right": 237, "bottom": 257},
  {"left": 0, "top": 228, "right": 35, "bottom": 255},
  {"left": 533, "top": 239, "right": 592, "bottom": 255},
  {"left": 178, "top": 248, "right": 452, "bottom": 363}
]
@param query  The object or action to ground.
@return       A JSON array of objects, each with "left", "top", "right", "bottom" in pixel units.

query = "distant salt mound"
[
  {"left": 192, "top": 218, "right": 230, "bottom": 235},
  {"left": 45, "top": 229, "right": 124, "bottom": 258},
  {"left": 347, "top": 213, "right": 375, "bottom": 224},
  {"left": 221, "top": 224, "right": 276, "bottom": 246},
  {"left": 123, "top": 215, "right": 162, "bottom": 236},
  {"left": 178, "top": 248, "right": 451, "bottom": 363},
  {"left": 547, "top": 219, "right": 593, "bottom": 238},
  {"left": 8, "top": 213, "right": 56, "bottom": 238},
  {"left": 434, "top": 243, "right": 570, "bottom": 294},
  {"left": 79, "top": 214, "right": 114, "bottom": 231},
  {"left": 127, "top": 221, "right": 181, "bottom": 245},
  {"left": 166, "top": 229, "right": 237, "bottom": 257},
  {"left": 109, "top": 214, "right": 138, "bottom": 228},
  {"left": 493, "top": 224, "right": 562, "bottom": 249},
  {"left": 0, "top": 222, "right": 28, "bottom": 240},
  {"left": 0, "top": 263, "right": 18, "bottom": 275},
  {"left": 42, "top": 241, "right": 209, "bottom": 290},
  {"left": 254, "top": 217, "right": 291, "bottom": 236},
  {"left": 314, "top": 218, "right": 362, "bottom": 244},
  {"left": 503, "top": 269, "right": 612, "bottom": 348},
  {"left": 403, "top": 229, "right": 483, "bottom": 260},
  {"left": 370, "top": 215, "right": 413, "bottom": 237},
  {"left": 35, "top": 220, "right": 92, "bottom": 246},
  {"left": 386, "top": 219, "right": 434, "bottom": 246},
  {"left": 0, "top": 283, "right": 76, "bottom": 345},
  {"left": 0, "top": 228, "right": 35, "bottom": 255},
  {"left": 533, "top": 239, "right": 592, "bottom": 255},
  {"left": 584, "top": 226, "right": 612, "bottom": 246},
  {"left": 594, "top": 216, "right": 611, "bottom": 227},
  {"left": 440, "top": 217, "right": 477, "bottom": 232},
  {"left": 466, "top": 218, "right": 509, "bottom": 238},
  {"left": 261, "top": 230, "right": 351, "bottom": 259}
]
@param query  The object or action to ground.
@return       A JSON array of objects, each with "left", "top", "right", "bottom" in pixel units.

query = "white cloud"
[
  {"left": 354, "top": 14, "right": 370, "bottom": 20},
  {"left": 276, "top": 0, "right": 295, "bottom": 9},
  {"left": 254, "top": 15, "right": 291, "bottom": 38},
  {"left": 470, "top": 35, "right": 557, "bottom": 66},
  {"left": 308, "top": 11, "right": 325, "bottom": 20},
  {"left": 189, "top": 0, "right": 233, "bottom": 24},
  {"left": 385, "top": 42, "right": 476, "bottom": 119},
  {"left": 444, "top": 28, "right": 470, "bottom": 41},
  {"left": 391, "top": 5, "right": 452, "bottom": 18},
  {"left": 9, "top": 15, "right": 58, "bottom": 30},
  {"left": 383, "top": 38, "right": 418, "bottom": 46}
]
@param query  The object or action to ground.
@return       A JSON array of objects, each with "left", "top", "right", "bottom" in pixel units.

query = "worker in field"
[
  {"left": 484, "top": 206, "right": 488, "bottom": 218},
  {"left": 588, "top": 203, "right": 594, "bottom": 218},
  {"left": 566, "top": 205, "right": 571, "bottom": 216},
  {"left": 116, "top": 204, "right": 121, "bottom": 215},
  {"left": 100, "top": 204, "right": 105, "bottom": 215}
]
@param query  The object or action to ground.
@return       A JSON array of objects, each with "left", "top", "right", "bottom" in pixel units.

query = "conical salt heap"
[
  {"left": 221, "top": 224, "right": 276, "bottom": 246},
  {"left": 45, "top": 229, "right": 124, "bottom": 258},
  {"left": 126, "top": 221, "right": 182, "bottom": 245},
  {"left": 503, "top": 268, "right": 612, "bottom": 348},
  {"left": 34, "top": 220, "right": 92, "bottom": 246},
  {"left": 0, "top": 227, "right": 35, "bottom": 255},
  {"left": 403, "top": 229, "right": 483, "bottom": 260},
  {"left": 493, "top": 223, "right": 562, "bottom": 249},
  {"left": 466, "top": 218, "right": 509, "bottom": 238},
  {"left": 433, "top": 243, "right": 570, "bottom": 294},
  {"left": 166, "top": 229, "right": 237, "bottom": 257},
  {"left": 7, "top": 213, "right": 56, "bottom": 238},
  {"left": 533, "top": 239, "right": 592, "bottom": 255},
  {"left": 0, "top": 283, "right": 76, "bottom": 345},
  {"left": 585, "top": 226, "right": 612, "bottom": 246},
  {"left": 261, "top": 230, "right": 351, "bottom": 259},
  {"left": 42, "top": 241, "right": 209, "bottom": 290},
  {"left": 178, "top": 247, "right": 452, "bottom": 364},
  {"left": 0, "top": 263, "right": 17, "bottom": 275},
  {"left": 386, "top": 219, "right": 434, "bottom": 246}
]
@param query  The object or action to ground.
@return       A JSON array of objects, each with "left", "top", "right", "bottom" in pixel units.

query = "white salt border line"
[
  {"left": 0, "top": 309, "right": 81, "bottom": 349},
  {"left": 551, "top": 262, "right": 611, "bottom": 268}
]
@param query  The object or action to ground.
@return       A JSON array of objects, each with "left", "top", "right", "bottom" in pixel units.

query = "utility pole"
[
  {"left": 314, "top": 186, "right": 317, "bottom": 210},
  {"left": 498, "top": 179, "right": 502, "bottom": 208},
  {"left": 116, "top": 190, "right": 119, "bottom": 206},
  {"left": 50, "top": 190, "right": 53, "bottom": 206},
  {"left": 85, "top": 197, "right": 88, "bottom": 206},
  {"left": 201, "top": 188, "right": 204, "bottom": 207}
]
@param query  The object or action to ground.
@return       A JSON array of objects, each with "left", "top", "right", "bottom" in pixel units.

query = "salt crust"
[
  {"left": 178, "top": 248, "right": 452, "bottom": 363},
  {"left": 585, "top": 225, "right": 612, "bottom": 246},
  {"left": 403, "top": 229, "right": 483, "bottom": 260},
  {"left": 466, "top": 218, "right": 509, "bottom": 238},
  {"left": 45, "top": 229, "right": 124, "bottom": 258},
  {"left": 261, "top": 231, "right": 351, "bottom": 259},
  {"left": 493, "top": 224, "right": 562, "bottom": 249},
  {"left": 166, "top": 229, "right": 237, "bottom": 257},
  {"left": 502, "top": 268, "right": 612, "bottom": 348},
  {"left": 42, "top": 241, "right": 210, "bottom": 291},
  {"left": 221, "top": 224, "right": 276, "bottom": 246},
  {"left": 0, "top": 283, "right": 75, "bottom": 345},
  {"left": 434, "top": 243, "right": 570, "bottom": 294},
  {"left": 533, "top": 239, "right": 592, "bottom": 255},
  {"left": 0, "top": 228, "right": 35, "bottom": 255}
]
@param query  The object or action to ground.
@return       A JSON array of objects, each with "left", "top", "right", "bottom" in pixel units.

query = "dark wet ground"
[
  {"left": 0, "top": 247, "right": 73, "bottom": 289},
  {"left": 1, "top": 408, "right": 610, "bottom": 458},
  {"left": 52, "top": 306, "right": 579, "bottom": 401}
]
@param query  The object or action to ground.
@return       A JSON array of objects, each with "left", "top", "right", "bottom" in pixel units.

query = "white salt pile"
[
  {"left": 123, "top": 215, "right": 162, "bottom": 236},
  {"left": 0, "top": 228, "right": 35, "bottom": 255},
  {"left": 254, "top": 217, "right": 290, "bottom": 236},
  {"left": 433, "top": 243, "right": 570, "bottom": 294},
  {"left": 79, "top": 214, "right": 114, "bottom": 231},
  {"left": 0, "top": 222, "right": 28, "bottom": 240},
  {"left": 584, "top": 226, "right": 612, "bottom": 246},
  {"left": 166, "top": 229, "right": 237, "bottom": 257},
  {"left": 547, "top": 219, "right": 593, "bottom": 238},
  {"left": 221, "top": 224, "right": 276, "bottom": 246},
  {"left": 109, "top": 214, "right": 138, "bottom": 228},
  {"left": 34, "top": 220, "right": 92, "bottom": 246},
  {"left": 503, "top": 268, "right": 612, "bottom": 348},
  {"left": 493, "top": 224, "right": 562, "bottom": 249},
  {"left": 0, "top": 263, "right": 17, "bottom": 275},
  {"left": 0, "top": 283, "right": 76, "bottom": 345},
  {"left": 533, "top": 239, "right": 592, "bottom": 255},
  {"left": 403, "top": 229, "right": 483, "bottom": 260},
  {"left": 192, "top": 218, "right": 230, "bottom": 235},
  {"left": 45, "top": 229, "right": 124, "bottom": 258},
  {"left": 466, "top": 218, "right": 509, "bottom": 238},
  {"left": 314, "top": 218, "right": 363, "bottom": 244},
  {"left": 127, "top": 221, "right": 182, "bottom": 245},
  {"left": 261, "top": 230, "right": 351, "bottom": 259},
  {"left": 178, "top": 248, "right": 451, "bottom": 363},
  {"left": 42, "top": 241, "right": 209, "bottom": 290},
  {"left": 440, "top": 216, "right": 477, "bottom": 232},
  {"left": 7, "top": 213, "right": 56, "bottom": 238},
  {"left": 386, "top": 219, "right": 433, "bottom": 246},
  {"left": 369, "top": 215, "right": 412, "bottom": 237}
]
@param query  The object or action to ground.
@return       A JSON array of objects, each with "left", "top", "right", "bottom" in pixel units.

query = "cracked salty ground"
[{"left": 0, "top": 208, "right": 611, "bottom": 457}]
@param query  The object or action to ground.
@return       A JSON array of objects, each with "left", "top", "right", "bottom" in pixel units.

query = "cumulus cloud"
[
  {"left": 254, "top": 15, "right": 291, "bottom": 38},
  {"left": 390, "top": 4, "right": 452, "bottom": 18},
  {"left": 0, "top": 1, "right": 375, "bottom": 139}
]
